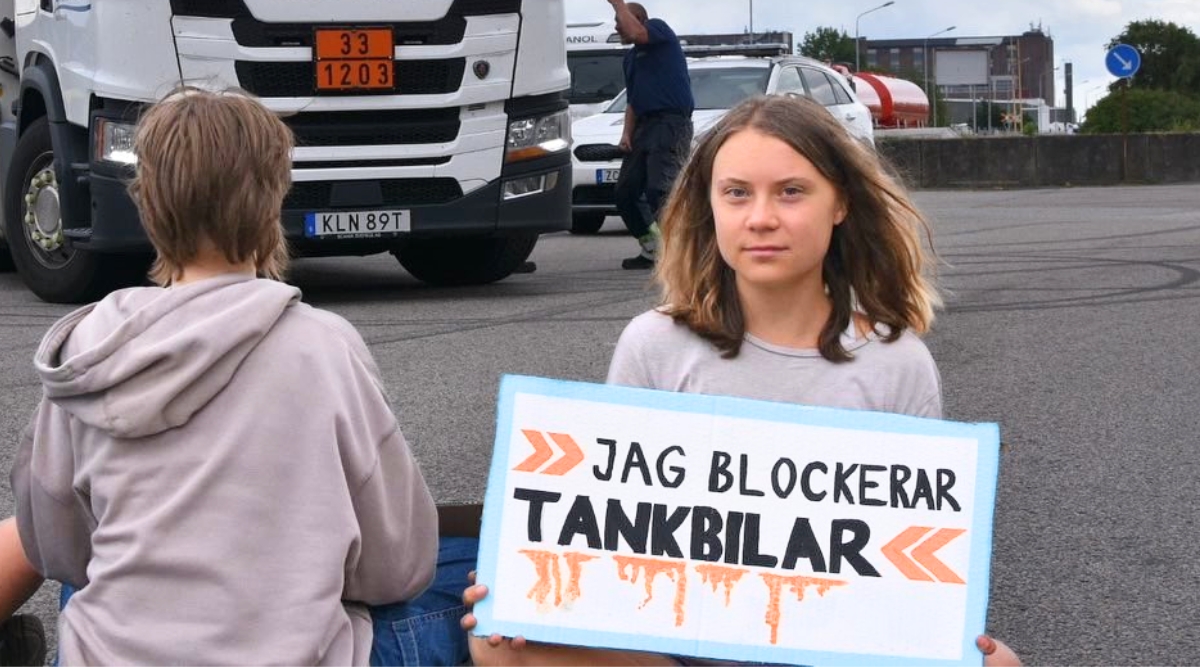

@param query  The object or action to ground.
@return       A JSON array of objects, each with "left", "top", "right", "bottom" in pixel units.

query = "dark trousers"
[{"left": 615, "top": 113, "right": 693, "bottom": 239}]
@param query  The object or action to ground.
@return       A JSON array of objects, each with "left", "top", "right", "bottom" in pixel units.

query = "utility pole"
[{"left": 748, "top": 0, "right": 753, "bottom": 43}]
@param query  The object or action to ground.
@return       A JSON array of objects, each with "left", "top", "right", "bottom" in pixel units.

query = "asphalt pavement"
[{"left": 1, "top": 184, "right": 1198, "bottom": 664}]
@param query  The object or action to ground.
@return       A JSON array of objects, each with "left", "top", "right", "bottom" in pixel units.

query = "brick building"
[{"left": 859, "top": 27, "right": 1055, "bottom": 106}]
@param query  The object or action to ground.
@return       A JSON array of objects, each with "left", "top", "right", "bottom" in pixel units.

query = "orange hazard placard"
[{"left": 313, "top": 27, "right": 394, "bottom": 93}]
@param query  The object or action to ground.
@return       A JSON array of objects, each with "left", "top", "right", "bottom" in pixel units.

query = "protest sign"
[{"left": 473, "top": 375, "right": 1000, "bottom": 666}]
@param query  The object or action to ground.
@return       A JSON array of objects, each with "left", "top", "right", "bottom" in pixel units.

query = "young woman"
[{"left": 465, "top": 94, "right": 1019, "bottom": 666}]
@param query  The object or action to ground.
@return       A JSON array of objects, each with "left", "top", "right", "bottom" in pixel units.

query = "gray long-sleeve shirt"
[
  {"left": 11, "top": 274, "right": 437, "bottom": 665},
  {"left": 607, "top": 310, "right": 943, "bottom": 418}
]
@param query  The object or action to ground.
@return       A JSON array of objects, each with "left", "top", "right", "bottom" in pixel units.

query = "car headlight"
[
  {"left": 95, "top": 118, "right": 138, "bottom": 166},
  {"left": 506, "top": 110, "right": 570, "bottom": 163}
]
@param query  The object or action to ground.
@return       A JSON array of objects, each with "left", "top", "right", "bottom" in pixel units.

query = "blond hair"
[
  {"left": 655, "top": 95, "right": 941, "bottom": 362},
  {"left": 129, "top": 88, "right": 292, "bottom": 285}
]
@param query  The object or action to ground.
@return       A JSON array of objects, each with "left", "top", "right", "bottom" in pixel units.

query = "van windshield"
[{"left": 567, "top": 51, "right": 628, "bottom": 105}]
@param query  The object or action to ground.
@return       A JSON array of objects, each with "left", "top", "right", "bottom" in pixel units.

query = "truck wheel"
[
  {"left": 3, "top": 118, "right": 113, "bottom": 302},
  {"left": 569, "top": 212, "right": 607, "bottom": 235},
  {"left": 394, "top": 233, "right": 538, "bottom": 286}
]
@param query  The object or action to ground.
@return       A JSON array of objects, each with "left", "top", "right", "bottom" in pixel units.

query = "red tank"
[{"left": 852, "top": 73, "right": 930, "bottom": 128}]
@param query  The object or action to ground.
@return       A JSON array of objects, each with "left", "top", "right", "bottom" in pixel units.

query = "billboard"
[{"left": 935, "top": 50, "right": 990, "bottom": 86}]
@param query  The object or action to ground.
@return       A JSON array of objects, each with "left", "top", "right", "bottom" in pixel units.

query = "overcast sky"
[{"left": 567, "top": 0, "right": 1200, "bottom": 116}]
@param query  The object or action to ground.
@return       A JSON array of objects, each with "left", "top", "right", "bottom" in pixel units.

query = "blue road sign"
[{"left": 1106, "top": 44, "right": 1141, "bottom": 78}]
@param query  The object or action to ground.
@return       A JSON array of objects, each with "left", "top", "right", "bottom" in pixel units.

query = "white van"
[{"left": 565, "top": 21, "right": 629, "bottom": 122}]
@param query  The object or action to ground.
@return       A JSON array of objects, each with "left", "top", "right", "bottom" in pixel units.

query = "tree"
[
  {"left": 799, "top": 26, "right": 856, "bottom": 65},
  {"left": 1106, "top": 20, "right": 1200, "bottom": 94},
  {"left": 1082, "top": 87, "right": 1200, "bottom": 133}
]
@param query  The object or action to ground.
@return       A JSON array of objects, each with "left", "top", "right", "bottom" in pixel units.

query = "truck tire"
[
  {"left": 394, "top": 233, "right": 538, "bottom": 286},
  {"left": 3, "top": 118, "right": 125, "bottom": 303},
  {"left": 569, "top": 212, "right": 606, "bottom": 235},
  {"left": 0, "top": 243, "right": 14, "bottom": 272}
]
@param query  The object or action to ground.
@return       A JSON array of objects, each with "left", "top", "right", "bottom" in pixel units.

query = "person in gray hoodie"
[{"left": 7, "top": 88, "right": 439, "bottom": 665}]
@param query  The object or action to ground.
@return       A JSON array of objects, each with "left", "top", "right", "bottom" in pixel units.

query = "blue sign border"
[{"left": 473, "top": 374, "right": 1001, "bottom": 667}]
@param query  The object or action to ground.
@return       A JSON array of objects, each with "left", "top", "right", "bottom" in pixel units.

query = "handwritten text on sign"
[{"left": 474, "top": 376, "right": 1000, "bottom": 667}]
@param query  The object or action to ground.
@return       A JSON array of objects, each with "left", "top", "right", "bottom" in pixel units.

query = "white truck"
[
  {"left": 564, "top": 21, "right": 627, "bottom": 122},
  {"left": 0, "top": 0, "right": 571, "bottom": 303}
]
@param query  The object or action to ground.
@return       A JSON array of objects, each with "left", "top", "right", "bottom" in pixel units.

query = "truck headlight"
[
  {"left": 506, "top": 110, "right": 570, "bottom": 163},
  {"left": 95, "top": 118, "right": 138, "bottom": 166}
]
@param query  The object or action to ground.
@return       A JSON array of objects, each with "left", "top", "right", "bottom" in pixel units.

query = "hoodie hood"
[{"left": 35, "top": 274, "right": 301, "bottom": 438}]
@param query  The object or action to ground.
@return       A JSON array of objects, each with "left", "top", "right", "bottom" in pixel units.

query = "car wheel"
[{"left": 569, "top": 212, "right": 607, "bottom": 235}]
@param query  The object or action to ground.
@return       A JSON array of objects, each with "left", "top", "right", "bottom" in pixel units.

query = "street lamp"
[
  {"left": 854, "top": 1, "right": 894, "bottom": 73},
  {"left": 924, "top": 25, "right": 956, "bottom": 127}
]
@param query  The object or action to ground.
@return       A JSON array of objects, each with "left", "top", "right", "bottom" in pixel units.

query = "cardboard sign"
[{"left": 474, "top": 375, "right": 1000, "bottom": 666}]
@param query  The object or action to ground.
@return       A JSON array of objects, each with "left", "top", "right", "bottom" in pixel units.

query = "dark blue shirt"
[{"left": 623, "top": 18, "right": 694, "bottom": 117}]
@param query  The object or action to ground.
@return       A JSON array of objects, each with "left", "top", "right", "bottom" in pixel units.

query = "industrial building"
[{"left": 859, "top": 26, "right": 1070, "bottom": 128}]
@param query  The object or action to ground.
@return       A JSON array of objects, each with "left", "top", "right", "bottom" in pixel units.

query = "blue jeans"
[
  {"left": 60, "top": 536, "right": 479, "bottom": 667},
  {"left": 370, "top": 536, "right": 477, "bottom": 666}
]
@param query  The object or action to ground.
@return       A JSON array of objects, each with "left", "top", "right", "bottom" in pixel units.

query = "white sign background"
[{"left": 474, "top": 376, "right": 1000, "bottom": 666}]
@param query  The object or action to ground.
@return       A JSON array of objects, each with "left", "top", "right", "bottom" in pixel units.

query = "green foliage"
[
  {"left": 799, "top": 26, "right": 856, "bottom": 65},
  {"left": 1022, "top": 112, "right": 1038, "bottom": 136},
  {"left": 1082, "top": 87, "right": 1200, "bottom": 133},
  {"left": 1107, "top": 20, "right": 1200, "bottom": 94}
]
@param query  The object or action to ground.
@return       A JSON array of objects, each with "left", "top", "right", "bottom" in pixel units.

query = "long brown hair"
[
  {"left": 129, "top": 87, "right": 293, "bottom": 285},
  {"left": 655, "top": 94, "right": 940, "bottom": 362}
]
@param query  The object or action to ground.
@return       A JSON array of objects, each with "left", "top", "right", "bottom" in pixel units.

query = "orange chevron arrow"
[
  {"left": 911, "top": 528, "right": 966, "bottom": 584},
  {"left": 541, "top": 433, "right": 584, "bottom": 475},
  {"left": 881, "top": 526, "right": 935, "bottom": 582},
  {"left": 515, "top": 430, "right": 554, "bottom": 472}
]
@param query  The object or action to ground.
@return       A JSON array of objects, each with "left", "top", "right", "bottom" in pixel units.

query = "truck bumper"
[
  {"left": 84, "top": 169, "right": 153, "bottom": 252},
  {"left": 77, "top": 159, "right": 571, "bottom": 254}
]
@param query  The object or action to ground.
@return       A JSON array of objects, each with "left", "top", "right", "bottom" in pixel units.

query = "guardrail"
[{"left": 877, "top": 133, "right": 1200, "bottom": 189}]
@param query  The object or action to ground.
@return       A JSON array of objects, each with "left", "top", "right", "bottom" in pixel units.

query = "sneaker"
[
  {"left": 621, "top": 254, "right": 656, "bottom": 270},
  {"left": 0, "top": 614, "right": 47, "bottom": 667}
]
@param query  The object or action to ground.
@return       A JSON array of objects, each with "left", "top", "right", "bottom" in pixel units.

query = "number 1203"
[{"left": 316, "top": 61, "right": 393, "bottom": 91}]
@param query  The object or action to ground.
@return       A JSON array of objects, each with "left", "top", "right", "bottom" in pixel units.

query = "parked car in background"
[{"left": 569, "top": 45, "right": 873, "bottom": 234}]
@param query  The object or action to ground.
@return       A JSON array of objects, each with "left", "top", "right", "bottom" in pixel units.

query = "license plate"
[
  {"left": 596, "top": 168, "right": 620, "bottom": 184},
  {"left": 304, "top": 210, "right": 411, "bottom": 238},
  {"left": 314, "top": 27, "right": 394, "bottom": 93}
]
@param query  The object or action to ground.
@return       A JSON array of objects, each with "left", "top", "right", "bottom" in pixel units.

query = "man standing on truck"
[{"left": 608, "top": 0, "right": 694, "bottom": 270}]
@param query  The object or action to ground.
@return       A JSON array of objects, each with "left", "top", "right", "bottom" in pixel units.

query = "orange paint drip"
[
  {"left": 759, "top": 573, "right": 849, "bottom": 645},
  {"left": 519, "top": 549, "right": 563, "bottom": 608},
  {"left": 695, "top": 564, "right": 749, "bottom": 607},
  {"left": 613, "top": 556, "right": 689, "bottom": 627},
  {"left": 562, "top": 552, "right": 599, "bottom": 604}
]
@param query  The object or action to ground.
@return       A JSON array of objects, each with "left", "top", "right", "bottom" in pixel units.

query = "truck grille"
[
  {"left": 171, "top": 0, "right": 522, "bottom": 46},
  {"left": 574, "top": 144, "right": 623, "bottom": 162},
  {"left": 284, "top": 109, "right": 461, "bottom": 147},
  {"left": 285, "top": 179, "right": 464, "bottom": 210},
  {"left": 233, "top": 17, "right": 467, "bottom": 47},
  {"left": 236, "top": 59, "right": 466, "bottom": 98}
]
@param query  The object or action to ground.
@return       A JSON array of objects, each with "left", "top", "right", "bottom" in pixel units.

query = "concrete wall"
[{"left": 877, "top": 133, "right": 1200, "bottom": 189}]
